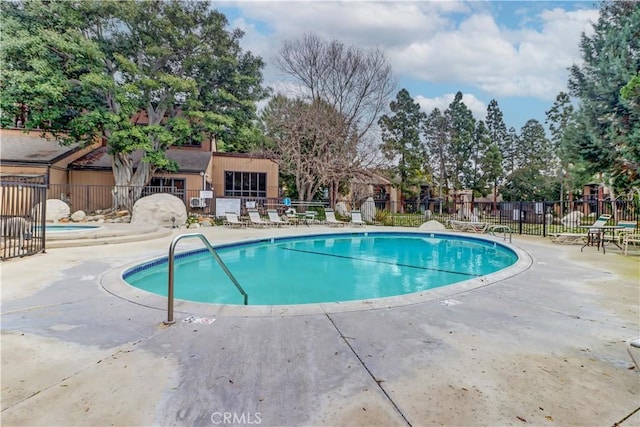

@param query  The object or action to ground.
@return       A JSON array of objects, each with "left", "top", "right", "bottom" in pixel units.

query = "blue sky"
[{"left": 213, "top": 1, "right": 600, "bottom": 132}]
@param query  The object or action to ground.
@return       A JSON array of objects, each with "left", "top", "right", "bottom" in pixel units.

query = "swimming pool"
[
  {"left": 43, "top": 225, "right": 101, "bottom": 232},
  {"left": 123, "top": 232, "right": 518, "bottom": 306}
]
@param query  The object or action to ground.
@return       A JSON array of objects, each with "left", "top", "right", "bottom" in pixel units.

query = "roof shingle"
[
  {"left": 69, "top": 146, "right": 212, "bottom": 173},
  {"left": 0, "top": 131, "right": 82, "bottom": 164}
]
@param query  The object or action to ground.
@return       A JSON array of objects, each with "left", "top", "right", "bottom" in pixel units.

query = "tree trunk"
[{"left": 110, "top": 152, "right": 155, "bottom": 211}]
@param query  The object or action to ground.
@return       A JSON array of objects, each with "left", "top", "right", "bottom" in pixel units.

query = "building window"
[
  {"left": 144, "top": 177, "right": 185, "bottom": 199},
  {"left": 224, "top": 171, "right": 266, "bottom": 198}
]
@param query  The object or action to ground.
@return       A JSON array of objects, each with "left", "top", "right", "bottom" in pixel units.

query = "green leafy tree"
[
  {"left": 423, "top": 108, "right": 450, "bottom": 204},
  {"left": 462, "top": 120, "right": 491, "bottom": 199},
  {"left": 515, "top": 119, "right": 553, "bottom": 172},
  {"left": 504, "top": 126, "right": 519, "bottom": 176},
  {"left": 1, "top": 0, "right": 267, "bottom": 210},
  {"left": 462, "top": 120, "right": 503, "bottom": 206},
  {"left": 501, "top": 166, "right": 556, "bottom": 201},
  {"left": 545, "top": 91, "right": 580, "bottom": 201},
  {"left": 620, "top": 72, "right": 640, "bottom": 103},
  {"left": 485, "top": 100, "right": 508, "bottom": 176},
  {"left": 483, "top": 142, "right": 503, "bottom": 210},
  {"left": 503, "top": 119, "right": 553, "bottom": 200},
  {"left": 567, "top": 0, "right": 640, "bottom": 192},
  {"left": 444, "top": 92, "right": 476, "bottom": 190},
  {"left": 378, "top": 89, "right": 427, "bottom": 199},
  {"left": 484, "top": 99, "right": 507, "bottom": 206}
]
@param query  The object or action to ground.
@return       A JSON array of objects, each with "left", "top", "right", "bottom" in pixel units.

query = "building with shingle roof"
[
  {"left": 1, "top": 128, "right": 279, "bottom": 215},
  {"left": 0, "top": 129, "right": 101, "bottom": 185}
]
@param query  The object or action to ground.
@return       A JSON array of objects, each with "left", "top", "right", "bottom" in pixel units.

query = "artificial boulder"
[
  {"left": 70, "top": 210, "right": 87, "bottom": 222},
  {"left": 360, "top": 197, "right": 376, "bottom": 223},
  {"left": 45, "top": 199, "right": 71, "bottom": 222},
  {"left": 418, "top": 220, "right": 446, "bottom": 231},
  {"left": 131, "top": 193, "right": 187, "bottom": 227},
  {"left": 561, "top": 211, "right": 584, "bottom": 227},
  {"left": 335, "top": 201, "right": 348, "bottom": 217},
  {"left": 545, "top": 213, "right": 554, "bottom": 225}
]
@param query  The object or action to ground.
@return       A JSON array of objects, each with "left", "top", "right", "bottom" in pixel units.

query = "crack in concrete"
[{"left": 324, "top": 311, "right": 412, "bottom": 426}]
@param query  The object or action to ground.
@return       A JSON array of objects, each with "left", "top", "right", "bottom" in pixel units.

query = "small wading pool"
[{"left": 123, "top": 232, "right": 519, "bottom": 306}]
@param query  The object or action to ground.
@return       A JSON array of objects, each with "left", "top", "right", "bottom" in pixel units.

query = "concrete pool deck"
[{"left": 1, "top": 225, "right": 639, "bottom": 426}]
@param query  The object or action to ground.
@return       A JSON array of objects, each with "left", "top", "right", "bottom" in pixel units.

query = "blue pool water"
[{"left": 123, "top": 232, "right": 518, "bottom": 306}]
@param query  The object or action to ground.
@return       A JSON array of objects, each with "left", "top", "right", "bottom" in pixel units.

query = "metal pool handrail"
[{"left": 165, "top": 233, "right": 248, "bottom": 324}]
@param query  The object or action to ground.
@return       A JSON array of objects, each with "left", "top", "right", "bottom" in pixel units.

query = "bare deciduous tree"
[
  {"left": 261, "top": 96, "right": 353, "bottom": 202},
  {"left": 276, "top": 33, "right": 395, "bottom": 140},
  {"left": 272, "top": 33, "right": 396, "bottom": 205}
]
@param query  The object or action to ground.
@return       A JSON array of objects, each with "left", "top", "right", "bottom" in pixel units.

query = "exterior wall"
[
  {"left": 48, "top": 166, "right": 68, "bottom": 187},
  {"left": 0, "top": 164, "right": 48, "bottom": 177},
  {"left": 211, "top": 154, "right": 279, "bottom": 199},
  {"left": 70, "top": 169, "right": 214, "bottom": 190},
  {"left": 153, "top": 170, "right": 205, "bottom": 192},
  {"left": 68, "top": 166, "right": 216, "bottom": 212},
  {"left": 69, "top": 169, "right": 114, "bottom": 186}
]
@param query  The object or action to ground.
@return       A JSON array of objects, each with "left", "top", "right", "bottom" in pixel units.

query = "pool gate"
[{"left": 1, "top": 175, "right": 47, "bottom": 260}]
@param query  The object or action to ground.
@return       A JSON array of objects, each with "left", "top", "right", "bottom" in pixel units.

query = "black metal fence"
[
  {"left": 48, "top": 183, "right": 329, "bottom": 218},
  {"left": 1, "top": 176, "right": 47, "bottom": 260},
  {"left": 12, "top": 182, "right": 640, "bottom": 241},
  {"left": 387, "top": 199, "right": 640, "bottom": 236}
]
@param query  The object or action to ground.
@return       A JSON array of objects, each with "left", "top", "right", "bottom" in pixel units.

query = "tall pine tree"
[
  {"left": 379, "top": 89, "right": 427, "bottom": 200},
  {"left": 567, "top": 0, "right": 640, "bottom": 192}
]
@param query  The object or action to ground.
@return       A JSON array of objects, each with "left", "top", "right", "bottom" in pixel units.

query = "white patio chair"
[
  {"left": 247, "top": 209, "right": 271, "bottom": 227},
  {"left": 350, "top": 210, "right": 366, "bottom": 227},
  {"left": 267, "top": 209, "right": 290, "bottom": 227},
  {"left": 324, "top": 208, "right": 346, "bottom": 227},
  {"left": 223, "top": 212, "right": 246, "bottom": 228}
]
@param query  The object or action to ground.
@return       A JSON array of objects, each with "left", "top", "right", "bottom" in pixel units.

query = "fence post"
[
  {"left": 519, "top": 201, "right": 523, "bottom": 235},
  {"left": 542, "top": 200, "right": 547, "bottom": 237}
]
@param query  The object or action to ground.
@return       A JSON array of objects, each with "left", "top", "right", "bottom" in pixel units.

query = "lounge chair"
[
  {"left": 550, "top": 214, "right": 612, "bottom": 244},
  {"left": 549, "top": 232, "right": 587, "bottom": 244},
  {"left": 350, "top": 210, "right": 366, "bottom": 227},
  {"left": 223, "top": 212, "right": 246, "bottom": 228},
  {"left": 604, "top": 220, "right": 637, "bottom": 246},
  {"left": 448, "top": 219, "right": 488, "bottom": 233},
  {"left": 267, "top": 209, "right": 290, "bottom": 227},
  {"left": 324, "top": 208, "right": 346, "bottom": 227},
  {"left": 623, "top": 233, "right": 640, "bottom": 255},
  {"left": 247, "top": 209, "right": 270, "bottom": 228}
]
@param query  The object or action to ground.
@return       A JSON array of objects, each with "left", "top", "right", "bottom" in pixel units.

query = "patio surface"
[{"left": 1, "top": 224, "right": 639, "bottom": 426}]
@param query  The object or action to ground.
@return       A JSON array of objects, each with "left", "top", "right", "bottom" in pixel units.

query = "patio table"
[
  {"left": 292, "top": 213, "right": 309, "bottom": 227},
  {"left": 579, "top": 225, "right": 625, "bottom": 254}
]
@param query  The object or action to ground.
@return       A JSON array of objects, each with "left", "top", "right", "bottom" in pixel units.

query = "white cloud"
[
  {"left": 416, "top": 93, "right": 486, "bottom": 120},
  {"left": 220, "top": 1, "right": 600, "bottom": 103},
  {"left": 394, "top": 7, "right": 598, "bottom": 100}
]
